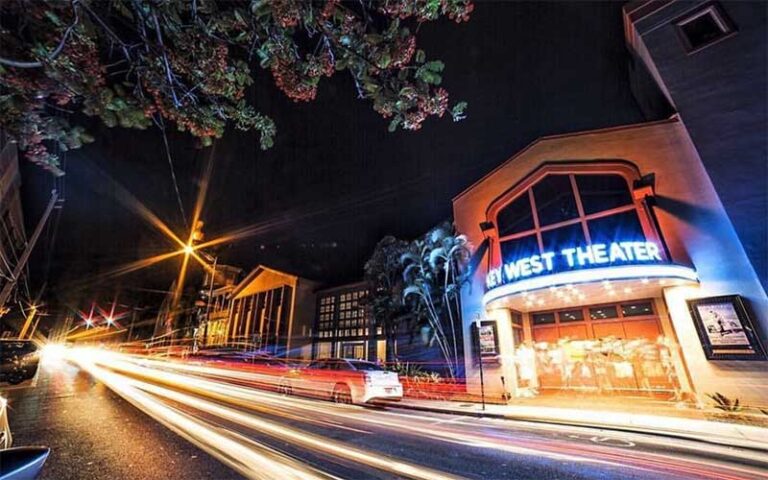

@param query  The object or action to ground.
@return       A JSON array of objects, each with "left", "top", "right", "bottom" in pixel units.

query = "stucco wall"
[
  {"left": 452, "top": 119, "right": 768, "bottom": 404},
  {"left": 628, "top": 1, "right": 768, "bottom": 293}
]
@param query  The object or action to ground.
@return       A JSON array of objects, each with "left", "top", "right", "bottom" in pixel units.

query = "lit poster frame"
[
  {"left": 687, "top": 295, "right": 766, "bottom": 361},
  {"left": 472, "top": 320, "right": 500, "bottom": 366}
]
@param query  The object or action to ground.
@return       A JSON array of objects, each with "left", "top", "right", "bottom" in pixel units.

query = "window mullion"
[
  {"left": 570, "top": 174, "right": 591, "bottom": 244},
  {"left": 528, "top": 189, "right": 544, "bottom": 252}
]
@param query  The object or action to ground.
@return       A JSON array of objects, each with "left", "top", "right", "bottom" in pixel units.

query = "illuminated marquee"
[{"left": 486, "top": 241, "right": 663, "bottom": 289}]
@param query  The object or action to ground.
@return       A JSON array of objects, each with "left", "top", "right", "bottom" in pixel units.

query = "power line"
[{"left": 155, "top": 116, "right": 188, "bottom": 230}]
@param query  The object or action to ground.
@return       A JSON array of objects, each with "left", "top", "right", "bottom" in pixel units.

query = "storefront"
[{"left": 454, "top": 119, "right": 768, "bottom": 406}]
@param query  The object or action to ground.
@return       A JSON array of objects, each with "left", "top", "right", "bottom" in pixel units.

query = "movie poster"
[
  {"left": 695, "top": 302, "right": 750, "bottom": 347},
  {"left": 478, "top": 325, "right": 497, "bottom": 356}
]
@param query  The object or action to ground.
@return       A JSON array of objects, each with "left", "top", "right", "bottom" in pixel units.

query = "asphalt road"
[{"left": 3, "top": 349, "right": 768, "bottom": 480}]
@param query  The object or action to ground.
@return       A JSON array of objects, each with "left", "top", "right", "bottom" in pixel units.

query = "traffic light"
[{"left": 191, "top": 221, "right": 205, "bottom": 243}]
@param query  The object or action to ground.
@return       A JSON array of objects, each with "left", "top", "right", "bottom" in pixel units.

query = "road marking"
[
  {"left": 590, "top": 436, "right": 636, "bottom": 448},
  {"left": 429, "top": 417, "right": 466, "bottom": 426}
]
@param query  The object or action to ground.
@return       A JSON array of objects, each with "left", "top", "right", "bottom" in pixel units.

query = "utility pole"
[
  {"left": 128, "top": 308, "right": 137, "bottom": 342},
  {"left": 0, "top": 190, "right": 59, "bottom": 311},
  {"left": 202, "top": 255, "right": 218, "bottom": 348}
]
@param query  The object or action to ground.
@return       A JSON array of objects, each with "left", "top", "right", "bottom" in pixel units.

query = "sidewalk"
[{"left": 387, "top": 396, "right": 768, "bottom": 452}]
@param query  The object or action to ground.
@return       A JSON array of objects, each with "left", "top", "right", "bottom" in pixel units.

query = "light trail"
[
  {"left": 113, "top": 354, "right": 768, "bottom": 477},
  {"left": 74, "top": 356, "right": 332, "bottom": 480},
  {"left": 56, "top": 347, "right": 768, "bottom": 480},
  {"left": 68, "top": 348, "right": 462, "bottom": 480}
]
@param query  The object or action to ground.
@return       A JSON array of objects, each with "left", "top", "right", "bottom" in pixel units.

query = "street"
[{"left": 4, "top": 349, "right": 767, "bottom": 480}]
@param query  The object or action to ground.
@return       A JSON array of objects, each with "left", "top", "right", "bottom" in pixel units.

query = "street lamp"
[{"left": 474, "top": 316, "right": 486, "bottom": 411}]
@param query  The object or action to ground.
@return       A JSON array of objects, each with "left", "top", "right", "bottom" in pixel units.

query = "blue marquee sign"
[{"left": 486, "top": 241, "right": 663, "bottom": 289}]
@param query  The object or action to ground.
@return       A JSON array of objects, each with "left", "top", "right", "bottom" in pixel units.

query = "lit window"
[
  {"left": 494, "top": 169, "right": 655, "bottom": 270},
  {"left": 575, "top": 174, "right": 633, "bottom": 214},
  {"left": 533, "top": 175, "right": 579, "bottom": 226},
  {"left": 532, "top": 312, "right": 556, "bottom": 325},
  {"left": 588, "top": 210, "right": 645, "bottom": 244},
  {"left": 497, "top": 194, "right": 534, "bottom": 236},
  {"left": 675, "top": 3, "right": 735, "bottom": 53},
  {"left": 621, "top": 301, "right": 654, "bottom": 317},
  {"left": 558, "top": 309, "right": 584, "bottom": 323},
  {"left": 589, "top": 306, "right": 618, "bottom": 320}
]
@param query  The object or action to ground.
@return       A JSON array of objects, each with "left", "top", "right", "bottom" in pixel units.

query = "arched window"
[{"left": 489, "top": 165, "right": 660, "bottom": 275}]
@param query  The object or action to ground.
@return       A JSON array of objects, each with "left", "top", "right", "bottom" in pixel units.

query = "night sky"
[{"left": 20, "top": 2, "right": 653, "bottom": 311}]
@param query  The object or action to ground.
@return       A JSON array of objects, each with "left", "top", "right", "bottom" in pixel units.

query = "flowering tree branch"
[
  {"left": 0, "top": 0, "right": 81, "bottom": 69},
  {"left": 0, "top": 0, "right": 474, "bottom": 173}
]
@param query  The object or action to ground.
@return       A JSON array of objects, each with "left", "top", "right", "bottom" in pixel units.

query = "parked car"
[
  {"left": 282, "top": 358, "right": 403, "bottom": 404},
  {"left": 0, "top": 340, "right": 40, "bottom": 385}
]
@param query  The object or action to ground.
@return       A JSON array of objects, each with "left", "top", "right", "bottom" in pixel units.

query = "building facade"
[
  {"left": 197, "top": 264, "right": 242, "bottom": 347},
  {"left": 223, "top": 265, "right": 318, "bottom": 358},
  {"left": 624, "top": 0, "right": 767, "bottom": 291},
  {"left": 312, "top": 282, "right": 385, "bottom": 362},
  {"left": 454, "top": 118, "right": 767, "bottom": 406}
]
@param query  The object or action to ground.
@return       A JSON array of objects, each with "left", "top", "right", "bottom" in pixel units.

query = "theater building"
[{"left": 454, "top": 118, "right": 768, "bottom": 406}]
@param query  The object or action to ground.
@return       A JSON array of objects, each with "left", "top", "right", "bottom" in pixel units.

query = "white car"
[{"left": 284, "top": 358, "right": 403, "bottom": 404}]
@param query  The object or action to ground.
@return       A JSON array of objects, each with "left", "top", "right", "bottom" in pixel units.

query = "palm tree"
[{"left": 401, "top": 223, "right": 470, "bottom": 379}]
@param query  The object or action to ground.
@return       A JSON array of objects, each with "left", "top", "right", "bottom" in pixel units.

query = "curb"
[{"left": 385, "top": 401, "right": 768, "bottom": 454}]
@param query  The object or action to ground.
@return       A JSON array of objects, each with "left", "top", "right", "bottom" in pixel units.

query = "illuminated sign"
[
  {"left": 478, "top": 325, "right": 497, "bottom": 356},
  {"left": 486, "top": 241, "right": 663, "bottom": 289}
]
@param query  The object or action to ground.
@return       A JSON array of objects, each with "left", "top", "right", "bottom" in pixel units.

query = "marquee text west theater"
[{"left": 454, "top": 118, "right": 768, "bottom": 406}]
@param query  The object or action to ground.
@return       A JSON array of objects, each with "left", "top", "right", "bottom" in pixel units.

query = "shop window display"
[
  {"left": 513, "top": 335, "right": 681, "bottom": 400},
  {"left": 516, "top": 300, "right": 681, "bottom": 399}
]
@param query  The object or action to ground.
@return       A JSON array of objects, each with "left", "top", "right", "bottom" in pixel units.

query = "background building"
[
  {"left": 312, "top": 281, "right": 384, "bottom": 362},
  {"left": 226, "top": 265, "right": 318, "bottom": 358},
  {"left": 198, "top": 264, "right": 242, "bottom": 347}
]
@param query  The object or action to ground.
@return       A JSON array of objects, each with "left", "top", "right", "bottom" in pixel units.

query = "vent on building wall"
[{"left": 675, "top": 3, "right": 736, "bottom": 54}]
